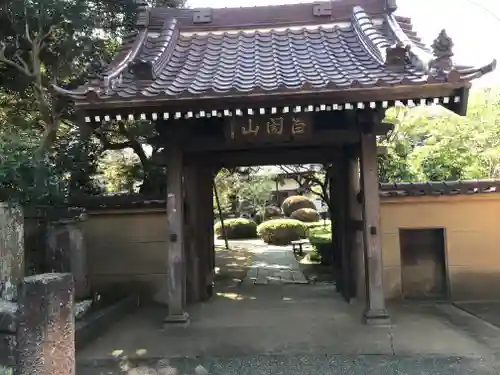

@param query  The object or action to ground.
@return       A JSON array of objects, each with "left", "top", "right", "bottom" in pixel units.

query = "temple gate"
[{"left": 54, "top": 0, "right": 495, "bottom": 325}]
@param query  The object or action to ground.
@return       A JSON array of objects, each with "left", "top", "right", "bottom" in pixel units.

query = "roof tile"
[{"left": 53, "top": 2, "right": 496, "bottom": 107}]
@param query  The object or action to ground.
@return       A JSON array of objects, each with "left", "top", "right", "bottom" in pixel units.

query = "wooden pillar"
[
  {"left": 331, "top": 150, "right": 356, "bottom": 302},
  {"left": 359, "top": 132, "right": 390, "bottom": 325},
  {"left": 164, "top": 145, "right": 189, "bottom": 324},
  {"left": 206, "top": 169, "right": 216, "bottom": 297},
  {"left": 192, "top": 164, "right": 215, "bottom": 301},
  {"left": 184, "top": 164, "right": 200, "bottom": 304},
  {"left": 347, "top": 149, "right": 365, "bottom": 301}
]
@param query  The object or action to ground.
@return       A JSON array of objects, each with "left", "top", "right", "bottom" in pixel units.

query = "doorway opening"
[{"left": 399, "top": 228, "right": 448, "bottom": 300}]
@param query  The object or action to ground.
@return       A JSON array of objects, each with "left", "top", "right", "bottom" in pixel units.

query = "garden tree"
[
  {"left": 214, "top": 167, "right": 276, "bottom": 217},
  {"left": 98, "top": 150, "right": 140, "bottom": 193},
  {"left": 0, "top": 0, "right": 180, "bottom": 202},
  {"left": 277, "top": 164, "right": 332, "bottom": 210},
  {"left": 380, "top": 88, "right": 500, "bottom": 182},
  {"left": 93, "top": 120, "right": 166, "bottom": 194}
]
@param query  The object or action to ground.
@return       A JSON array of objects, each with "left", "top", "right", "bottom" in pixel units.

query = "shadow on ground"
[{"left": 76, "top": 240, "right": 500, "bottom": 374}]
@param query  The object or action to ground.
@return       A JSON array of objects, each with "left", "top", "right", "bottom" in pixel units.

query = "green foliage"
[
  {"left": 304, "top": 220, "right": 331, "bottom": 229},
  {"left": 379, "top": 89, "right": 500, "bottom": 183},
  {"left": 0, "top": 0, "right": 182, "bottom": 204},
  {"left": 307, "top": 226, "right": 332, "bottom": 265},
  {"left": 290, "top": 207, "right": 321, "bottom": 222},
  {"left": 257, "top": 218, "right": 307, "bottom": 245},
  {"left": 214, "top": 168, "right": 276, "bottom": 217},
  {"left": 214, "top": 218, "right": 258, "bottom": 240},
  {"left": 281, "top": 195, "right": 316, "bottom": 216}
]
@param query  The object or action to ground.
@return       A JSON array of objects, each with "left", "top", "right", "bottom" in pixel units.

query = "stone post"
[
  {"left": 46, "top": 210, "right": 89, "bottom": 300},
  {"left": 15, "top": 273, "right": 75, "bottom": 375},
  {"left": 0, "top": 203, "right": 24, "bottom": 301}
]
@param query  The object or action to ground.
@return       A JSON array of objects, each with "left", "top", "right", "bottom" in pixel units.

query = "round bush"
[
  {"left": 257, "top": 218, "right": 307, "bottom": 245},
  {"left": 281, "top": 195, "right": 316, "bottom": 216},
  {"left": 263, "top": 205, "right": 282, "bottom": 220},
  {"left": 214, "top": 218, "right": 257, "bottom": 239},
  {"left": 290, "top": 207, "right": 321, "bottom": 222}
]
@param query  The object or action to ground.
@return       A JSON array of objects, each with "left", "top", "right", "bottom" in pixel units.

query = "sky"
[{"left": 184, "top": 0, "right": 500, "bottom": 88}]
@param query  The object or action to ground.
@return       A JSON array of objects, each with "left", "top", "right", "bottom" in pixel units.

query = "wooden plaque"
[{"left": 226, "top": 113, "right": 313, "bottom": 144}]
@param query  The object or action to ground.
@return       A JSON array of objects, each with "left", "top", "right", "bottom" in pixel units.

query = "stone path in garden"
[{"left": 217, "top": 239, "right": 310, "bottom": 285}]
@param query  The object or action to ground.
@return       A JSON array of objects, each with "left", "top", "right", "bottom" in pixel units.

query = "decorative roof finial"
[
  {"left": 429, "top": 29, "right": 454, "bottom": 77},
  {"left": 432, "top": 29, "right": 454, "bottom": 59},
  {"left": 386, "top": 0, "right": 397, "bottom": 13},
  {"left": 135, "top": 0, "right": 150, "bottom": 28}
]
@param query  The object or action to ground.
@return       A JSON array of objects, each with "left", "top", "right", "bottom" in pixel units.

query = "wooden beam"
[
  {"left": 184, "top": 146, "right": 342, "bottom": 168},
  {"left": 359, "top": 132, "right": 390, "bottom": 325},
  {"left": 78, "top": 82, "right": 466, "bottom": 113},
  {"left": 185, "top": 129, "right": 359, "bottom": 153}
]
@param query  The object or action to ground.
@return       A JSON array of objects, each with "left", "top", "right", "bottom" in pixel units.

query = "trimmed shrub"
[
  {"left": 214, "top": 218, "right": 257, "bottom": 239},
  {"left": 281, "top": 195, "right": 316, "bottom": 216},
  {"left": 308, "top": 226, "right": 333, "bottom": 265},
  {"left": 290, "top": 207, "right": 321, "bottom": 222},
  {"left": 263, "top": 205, "right": 282, "bottom": 220},
  {"left": 305, "top": 219, "right": 331, "bottom": 229},
  {"left": 257, "top": 218, "right": 307, "bottom": 245}
]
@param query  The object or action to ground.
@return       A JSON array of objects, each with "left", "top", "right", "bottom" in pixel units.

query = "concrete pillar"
[
  {"left": 164, "top": 146, "right": 189, "bottom": 324},
  {"left": 0, "top": 203, "right": 24, "bottom": 301},
  {"left": 46, "top": 211, "right": 89, "bottom": 300},
  {"left": 359, "top": 133, "right": 390, "bottom": 325},
  {"left": 15, "top": 273, "right": 75, "bottom": 375}
]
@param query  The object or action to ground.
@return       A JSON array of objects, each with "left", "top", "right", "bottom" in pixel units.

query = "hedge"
[
  {"left": 307, "top": 226, "right": 333, "bottom": 265},
  {"left": 257, "top": 218, "right": 307, "bottom": 245},
  {"left": 214, "top": 218, "right": 258, "bottom": 239},
  {"left": 290, "top": 207, "right": 321, "bottom": 222},
  {"left": 281, "top": 195, "right": 316, "bottom": 217}
]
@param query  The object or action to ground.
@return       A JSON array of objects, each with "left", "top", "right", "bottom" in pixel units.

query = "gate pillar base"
[
  {"left": 164, "top": 312, "right": 190, "bottom": 326},
  {"left": 362, "top": 309, "right": 391, "bottom": 326}
]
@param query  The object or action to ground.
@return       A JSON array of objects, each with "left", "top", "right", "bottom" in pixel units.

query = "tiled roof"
[
  {"left": 70, "top": 180, "right": 500, "bottom": 211},
  {"left": 379, "top": 180, "right": 500, "bottom": 197},
  {"left": 53, "top": 1, "right": 496, "bottom": 109}
]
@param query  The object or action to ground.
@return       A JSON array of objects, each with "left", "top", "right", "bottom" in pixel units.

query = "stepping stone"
[
  {"left": 291, "top": 270, "right": 309, "bottom": 284},
  {"left": 246, "top": 267, "right": 258, "bottom": 279},
  {"left": 277, "top": 269, "right": 293, "bottom": 281},
  {"left": 254, "top": 278, "right": 269, "bottom": 285}
]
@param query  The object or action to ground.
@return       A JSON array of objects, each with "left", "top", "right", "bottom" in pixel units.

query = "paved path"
[
  {"left": 218, "top": 239, "right": 309, "bottom": 285},
  {"left": 76, "top": 283, "right": 500, "bottom": 374}
]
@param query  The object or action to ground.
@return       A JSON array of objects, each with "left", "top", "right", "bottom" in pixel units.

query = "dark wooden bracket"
[{"left": 169, "top": 233, "right": 178, "bottom": 242}]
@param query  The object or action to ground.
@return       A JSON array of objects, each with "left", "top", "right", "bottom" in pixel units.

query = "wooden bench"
[{"left": 291, "top": 239, "right": 308, "bottom": 256}]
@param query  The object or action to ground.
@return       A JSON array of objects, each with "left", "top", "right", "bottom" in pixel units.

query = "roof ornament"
[
  {"left": 135, "top": 0, "right": 150, "bottom": 28},
  {"left": 128, "top": 59, "right": 154, "bottom": 80},
  {"left": 429, "top": 29, "right": 454, "bottom": 78},
  {"left": 385, "top": 42, "right": 410, "bottom": 72},
  {"left": 87, "top": 56, "right": 106, "bottom": 83},
  {"left": 386, "top": 0, "right": 397, "bottom": 13}
]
